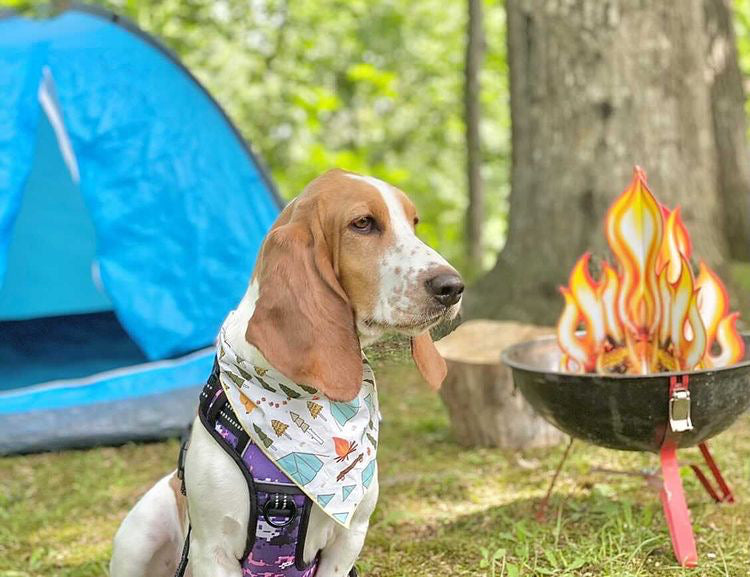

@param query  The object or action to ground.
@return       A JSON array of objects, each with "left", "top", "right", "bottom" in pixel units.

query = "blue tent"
[{"left": 0, "top": 5, "right": 281, "bottom": 454}]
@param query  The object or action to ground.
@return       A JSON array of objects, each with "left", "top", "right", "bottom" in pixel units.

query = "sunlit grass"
[{"left": 1, "top": 348, "right": 749, "bottom": 576}]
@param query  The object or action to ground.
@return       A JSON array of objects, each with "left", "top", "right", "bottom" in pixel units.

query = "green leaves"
[
  {"left": 346, "top": 63, "right": 397, "bottom": 97},
  {"left": 478, "top": 547, "right": 520, "bottom": 577},
  {"left": 83, "top": 0, "right": 512, "bottom": 273}
]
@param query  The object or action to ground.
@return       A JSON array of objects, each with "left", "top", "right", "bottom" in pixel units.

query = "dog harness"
[
  {"left": 188, "top": 362, "right": 321, "bottom": 576},
  {"left": 215, "top": 320, "right": 380, "bottom": 528},
  {"left": 175, "top": 334, "right": 378, "bottom": 576}
]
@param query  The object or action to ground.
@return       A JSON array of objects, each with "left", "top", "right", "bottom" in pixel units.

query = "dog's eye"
[
  {"left": 413, "top": 216, "right": 419, "bottom": 227},
  {"left": 350, "top": 216, "right": 375, "bottom": 233}
]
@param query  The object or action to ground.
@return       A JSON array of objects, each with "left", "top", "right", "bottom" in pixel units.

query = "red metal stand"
[
  {"left": 659, "top": 375, "right": 735, "bottom": 568},
  {"left": 690, "top": 442, "right": 734, "bottom": 504},
  {"left": 659, "top": 442, "right": 698, "bottom": 568},
  {"left": 536, "top": 437, "right": 575, "bottom": 522},
  {"left": 659, "top": 375, "right": 698, "bottom": 568},
  {"left": 535, "top": 373, "right": 736, "bottom": 569}
]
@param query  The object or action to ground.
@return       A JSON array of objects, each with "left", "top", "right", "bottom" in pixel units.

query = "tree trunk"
[
  {"left": 704, "top": 0, "right": 750, "bottom": 261},
  {"left": 467, "top": 0, "right": 729, "bottom": 324},
  {"left": 465, "top": 0, "right": 485, "bottom": 271},
  {"left": 435, "top": 320, "right": 564, "bottom": 449}
]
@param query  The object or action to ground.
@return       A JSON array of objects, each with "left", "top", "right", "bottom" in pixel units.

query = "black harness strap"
[
  {"left": 196, "top": 361, "right": 258, "bottom": 558},
  {"left": 172, "top": 358, "right": 360, "bottom": 577},
  {"left": 173, "top": 527, "right": 191, "bottom": 577}
]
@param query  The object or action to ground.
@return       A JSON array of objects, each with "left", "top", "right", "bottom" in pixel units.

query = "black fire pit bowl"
[{"left": 501, "top": 334, "right": 750, "bottom": 452}]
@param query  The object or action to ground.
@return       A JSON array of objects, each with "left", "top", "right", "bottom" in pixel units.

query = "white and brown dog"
[{"left": 110, "top": 169, "right": 463, "bottom": 577}]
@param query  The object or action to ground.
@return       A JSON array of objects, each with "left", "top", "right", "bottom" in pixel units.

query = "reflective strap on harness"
[
  {"left": 176, "top": 429, "right": 191, "bottom": 496},
  {"left": 173, "top": 526, "right": 191, "bottom": 577}
]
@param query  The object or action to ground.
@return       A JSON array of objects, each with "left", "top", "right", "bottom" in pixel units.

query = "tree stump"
[{"left": 435, "top": 320, "right": 565, "bottom": 449}]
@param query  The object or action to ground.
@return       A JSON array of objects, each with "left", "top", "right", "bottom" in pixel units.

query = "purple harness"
[{"left": 175, "top": 361, "right": 357, "bottom": 577}]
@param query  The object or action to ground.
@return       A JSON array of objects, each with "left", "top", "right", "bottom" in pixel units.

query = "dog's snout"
[{"left": 425, "top": 272, "right": 464, "bottom": 307}]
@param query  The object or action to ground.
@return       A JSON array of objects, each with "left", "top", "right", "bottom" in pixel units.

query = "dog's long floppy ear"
[
  {"left": 411, "top": 332, "right": 447, "bottom": 391},
  {"left": 245, "top": 202, "right": 363, "bottom": 402}
]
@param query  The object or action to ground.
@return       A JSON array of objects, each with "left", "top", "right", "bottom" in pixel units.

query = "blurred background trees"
[
  {"left": 4, "top": 0, "right": 510, "bottom": 273},
  {"left": 6, "top": 0, "right": 750, "bottom": 319},
  {"left": 469, "top": 0, "right": 750, "bottom": 322}
]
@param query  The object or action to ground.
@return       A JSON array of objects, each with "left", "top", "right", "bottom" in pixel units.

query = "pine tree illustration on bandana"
[{"left": 217, "top": 320, "right": 380, "bottom": 528}]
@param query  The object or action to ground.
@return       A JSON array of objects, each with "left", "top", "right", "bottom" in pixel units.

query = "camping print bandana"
[{"left": 217, "top": 324, "right": 380, "bottom": 528}]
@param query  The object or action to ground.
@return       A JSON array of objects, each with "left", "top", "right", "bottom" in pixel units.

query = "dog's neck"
[{"left": 222, "top": 281, "right": 383, "bottom": 373}]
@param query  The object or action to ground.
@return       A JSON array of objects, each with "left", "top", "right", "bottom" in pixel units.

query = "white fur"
[
  {"left": 111, "top": 176, "right": 460, "bottom": 577},
  {"left": 111, "top": 282, "right": 379, "bottom": 577},
  {"left": 110, "top": 474, "right": 189, "bottom": 577},
  {"left": 347, "top": 174, "right": 460, "bottom": 340}
]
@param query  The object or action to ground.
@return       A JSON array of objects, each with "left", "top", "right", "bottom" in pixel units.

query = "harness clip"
[{"left": 262, "top": 495, "right": 297, "bottom": 528}]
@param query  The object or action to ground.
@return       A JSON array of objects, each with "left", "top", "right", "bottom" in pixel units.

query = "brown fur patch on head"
[
  {"left": 245, "top": 183, "right": 364, "bottom": 401},
  {"left": 300, "top": 169, "right": 397, "bottom": 325},
  {"left": 246, "top": 169, "right": 406, "bottom": 401},
  {"left": 247, "top": 168, "right": 452, "bottom": 396}
]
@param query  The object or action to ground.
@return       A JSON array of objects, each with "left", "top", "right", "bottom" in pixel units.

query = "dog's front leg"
[
  {"left": 184, "top": 417, "right": 249, "bottom": 577},
  {"left": 311, "top": 477, "right": 379, "bottom": 577}
]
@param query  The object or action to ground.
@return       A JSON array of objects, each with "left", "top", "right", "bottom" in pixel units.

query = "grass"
[{"left": 1, "top": 343, "right": 749, "bottom": 576}]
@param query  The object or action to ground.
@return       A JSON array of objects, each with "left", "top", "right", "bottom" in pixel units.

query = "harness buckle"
[{"left": 262, "top": 495, "right": 297, "bottom": 528}]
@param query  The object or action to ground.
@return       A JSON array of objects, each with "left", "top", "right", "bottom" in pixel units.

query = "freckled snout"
[{"left": 425, "top": 271, "right": 464, "bottom": 307}]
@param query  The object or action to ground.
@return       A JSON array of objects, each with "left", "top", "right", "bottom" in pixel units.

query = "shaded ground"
[{"left": 1, "top": 345, "right": 749, "bottom": 576}]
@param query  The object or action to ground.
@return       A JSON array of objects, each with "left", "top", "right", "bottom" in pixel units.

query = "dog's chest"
[{"left": 217, "top": 326, "right": 380, "bottom": 529}]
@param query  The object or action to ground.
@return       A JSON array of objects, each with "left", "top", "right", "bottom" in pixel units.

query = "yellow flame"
[
  {"left": 695, "top": 261, "right": 745, "bottom": 368},
  {"left": 605, "top": 168, "right": 663, "bottom": 337},
  {"left": 599, "top": 262, "right": 623, "bottom": 342},
  {"left": 669, "top": 255, "right": 706, "bottom": 370},
  {"left": 557, "top": 167, "right": 744, "bottom": 374}
]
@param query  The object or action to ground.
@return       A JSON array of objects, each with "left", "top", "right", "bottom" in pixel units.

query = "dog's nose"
[{"left": 425, "top": 272, "right": 464, "bottom": 307}]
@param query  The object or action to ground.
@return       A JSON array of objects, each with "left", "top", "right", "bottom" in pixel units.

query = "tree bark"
[
  {"left": 467, "top": 0, "right": 729, "bottom": 324},
  {"left": 704, "top": 0, "right": 750, "bottom": 261},
  {"left": 465, "top": 0, "right": 485, "bottom": 271}
]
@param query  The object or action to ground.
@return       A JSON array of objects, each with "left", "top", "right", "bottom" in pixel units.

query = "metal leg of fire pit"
[
  {"left": 659, "top": 374, "right": 699, "bottom": 568},
  {"left": 535, "top": 437, "right": 575, "bottom": 522},
  {"left": 660, "top": 443, "right": 698, "bottom": 568},
  {"left": 689, "top": 442, "right": 735, "bottom": 504}
]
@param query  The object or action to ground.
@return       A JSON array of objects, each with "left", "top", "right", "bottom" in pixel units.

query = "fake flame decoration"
[{"left": 557, "top": 167, "right": 744, "bottom": 374}]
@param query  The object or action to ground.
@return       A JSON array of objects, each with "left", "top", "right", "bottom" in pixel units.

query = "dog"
[{"left": 110, "top": 169, "right": 464, "bottom": 577}]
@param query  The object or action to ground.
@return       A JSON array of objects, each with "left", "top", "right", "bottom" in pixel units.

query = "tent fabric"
[
  {"left": 1, "top": 312, "right": 145, "bottom": 390},
  {"left": 0, "top": 6, "right": 280, "bottom": 360},
  {"left": 0, "top": 113, "right": 112, "bottom": 319},
  {"left": 0, "top": 5, "right": 280, "bottom": 454},
  {"left": 0, "top": 349, "right": 214, "bottom": 454}
]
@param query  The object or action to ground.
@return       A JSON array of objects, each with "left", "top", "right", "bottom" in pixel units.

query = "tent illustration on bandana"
[
  {"left": 330, "top": 399, "right": 360, "bottom": 427},
  {"left": 0, "top": 5, "right": 281, "bottom": 454},
  {"left": 277, "top": 452, "right": 324, "bottom": 486}
]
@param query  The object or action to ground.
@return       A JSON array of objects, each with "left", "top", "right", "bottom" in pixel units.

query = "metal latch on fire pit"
[{"left": 669, "top": 389, "right": 693, "bottom": 433}]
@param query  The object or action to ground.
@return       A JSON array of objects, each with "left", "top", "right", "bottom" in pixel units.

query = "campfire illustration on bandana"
[{"left": 557, "top": 167, "right": 745, "bottom": 374}]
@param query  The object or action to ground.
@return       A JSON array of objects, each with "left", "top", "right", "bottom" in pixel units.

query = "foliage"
[
  {"left": 2, "top": 356, "right": 750, "bottom": 575},
  {"left": 9, "top": 1, "right": 750, "bottom": 271},
  {"left": 735, "top": 1, "right": 750, "bottom": 92},
  {"left": 1, "top": 0, "right": 510, "bottom": 272}
]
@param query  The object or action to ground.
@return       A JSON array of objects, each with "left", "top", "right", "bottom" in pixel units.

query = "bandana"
[{"left": 216, "top": 319, "right": 379, "bottom": 528}]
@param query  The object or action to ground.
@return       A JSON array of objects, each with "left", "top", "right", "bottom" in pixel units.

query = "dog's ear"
[
  {"left": 246, "top": 203, "right": 363, "bottom": 402},
  {"left": 411, "top": 332, "right": 447, "bottom": 390}
]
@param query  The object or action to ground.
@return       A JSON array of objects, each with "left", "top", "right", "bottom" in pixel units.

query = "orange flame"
[
  {"left": 331, "top": 437, "right": 351, "bottom": 457},
  {"left": 557, "top": 167, "right": 744, "bottom": 374}
]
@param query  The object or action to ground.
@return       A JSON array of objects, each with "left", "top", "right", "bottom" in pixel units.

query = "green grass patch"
[{"left": 1, "top": 357, "right": 749, "bottom": 576}]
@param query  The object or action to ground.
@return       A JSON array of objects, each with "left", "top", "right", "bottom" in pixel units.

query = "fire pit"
[
  {"left": 502, "top": 333, "right": 750, "bottom": 452},
  {"left": 500, "top": 167, "right": 749, "bottom": 568}
]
